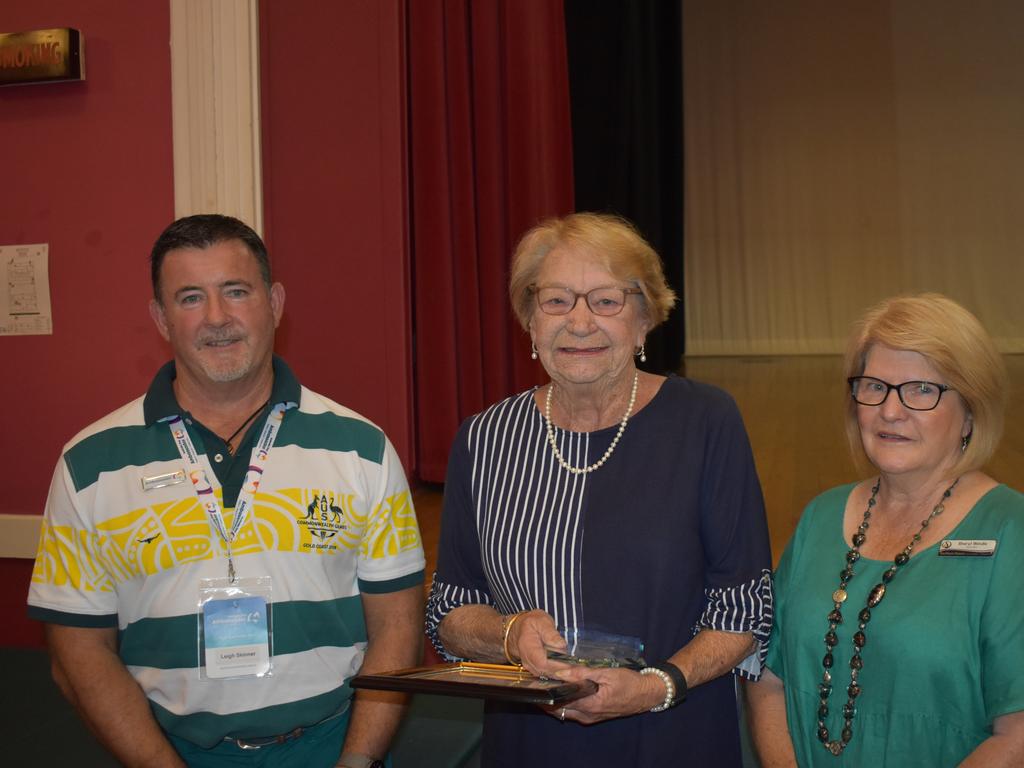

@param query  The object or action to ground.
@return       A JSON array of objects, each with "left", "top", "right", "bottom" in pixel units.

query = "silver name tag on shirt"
[
  {"left": 141, "top": 469, "right": 186, "bottom": 491},
  {"left": 938, "top": 539, "right": 997, "bottom": 557}
]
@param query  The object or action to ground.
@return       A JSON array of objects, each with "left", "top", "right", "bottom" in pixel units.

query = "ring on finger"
[{"left": 559, "top": 707, "right": 566, "bottom": 721}]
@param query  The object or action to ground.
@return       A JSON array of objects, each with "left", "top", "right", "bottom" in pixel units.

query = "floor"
[{"left": 0, "top": 647, "right": 482, "bottom": 768}]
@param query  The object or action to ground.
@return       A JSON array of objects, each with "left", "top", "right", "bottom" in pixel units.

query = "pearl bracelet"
[{"left": 639, "top": 666, "right": 675, "bottom": 712}]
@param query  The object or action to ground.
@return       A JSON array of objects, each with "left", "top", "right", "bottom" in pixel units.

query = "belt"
[{"left": 223, "top": 701, "right": 350, "bottom": 750}]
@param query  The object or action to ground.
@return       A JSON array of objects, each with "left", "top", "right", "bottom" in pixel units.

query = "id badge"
[{"left": 198, "top": 576, "right": 273, "bottom": 680}]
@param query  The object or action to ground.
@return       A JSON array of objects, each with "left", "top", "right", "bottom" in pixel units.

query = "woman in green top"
[{"left": 746, "top": 294, "right": 1024, "bottom": 766}]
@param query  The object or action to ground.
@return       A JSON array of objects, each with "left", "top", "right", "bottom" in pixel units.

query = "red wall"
[
  {"left": 0, "top": 2, "right": 418, "bottom": 516},
  {"left": 0, "top": 1, "right": 174, "bottom": 646},
  {"left": 1, "top": 1, "right": 415, "bottom": 647},
  {"left": 259, "top": 0, "right": 414, "bottom": 467}
]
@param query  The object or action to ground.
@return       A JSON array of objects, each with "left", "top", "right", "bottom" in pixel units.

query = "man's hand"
[
  {"left": 338, "top": 585, "right": 424, "bottom": 763},
  {"left": 46, "top": 624, "right": 186, "bottom": 768}
]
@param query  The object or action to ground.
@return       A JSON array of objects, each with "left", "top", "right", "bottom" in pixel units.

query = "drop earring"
[
  {"left": 531, "top": 342, "right": 538, "bottom": 361},
  {"left": 636, "top": 344, "right": 647, "bottom": 363}
]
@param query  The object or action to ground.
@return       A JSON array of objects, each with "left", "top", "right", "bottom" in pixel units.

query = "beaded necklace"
[
  {"left": 543, "top": 371, "right": 638, "bottom": 475},
  {"left": 816, "top": 476, "right": 959, "bottom": 756}
]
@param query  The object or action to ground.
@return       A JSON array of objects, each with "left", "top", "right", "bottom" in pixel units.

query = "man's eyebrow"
[
  {"left": 172, "top": 278, "right": 254, "bottom": 298},
  {"left": 173, "top": 284, "right": 204, "bottom": 299}
]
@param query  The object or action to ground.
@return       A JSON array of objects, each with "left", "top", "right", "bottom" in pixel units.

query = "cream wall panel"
[
  {"left": 684, "top": 0, "right": 1024, "bottom": 355},
  {"left": 171, "top": 0, "right": 262, "bottom": 230}
]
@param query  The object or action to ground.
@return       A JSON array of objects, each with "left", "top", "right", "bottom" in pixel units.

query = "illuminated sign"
[{"left": 0, "top": 28, "right": 84, "bottom": 87}]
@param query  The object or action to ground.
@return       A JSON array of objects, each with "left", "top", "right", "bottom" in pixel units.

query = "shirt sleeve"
[
  {"left": 356, "top": 434, "right": 426, "bottom": 593},
  {"left": 425, "top": 419, "right": 494, "bottom": 660},
  {"left": 696, "top": 569, "right": 774, "bottom": 679},
  {"left": 694, "top": 390, "right": 775, "bottom": 680},
  {"left": 27, "top": 454, "right": 120, "bottom": 626},
  {"left": 980, "top": 504, "right": 1024, "bottom": 720},
  {"left": 763, "top": 490, "right": 824, "bottom": 682}
]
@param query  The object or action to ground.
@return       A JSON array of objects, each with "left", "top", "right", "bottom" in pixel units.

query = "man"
[{"left": 27, "top": 215, "right": 424, "bottom": 768}]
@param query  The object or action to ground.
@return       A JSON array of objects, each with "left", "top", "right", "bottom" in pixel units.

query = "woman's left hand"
[{"left": 547, "top": 666, "right": 666, "bottom": 724}]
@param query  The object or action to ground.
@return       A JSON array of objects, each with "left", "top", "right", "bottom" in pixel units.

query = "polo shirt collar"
[{"left": 142, "top": 356, "right": 301, "bottom": 426}]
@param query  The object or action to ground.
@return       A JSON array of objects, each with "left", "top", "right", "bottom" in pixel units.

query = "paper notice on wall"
[{"left": 0, "top": 243, "right": 52, "bottom": 336}]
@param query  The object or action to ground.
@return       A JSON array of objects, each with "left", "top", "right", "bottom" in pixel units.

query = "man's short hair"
[{"left": 150, "top": 214, "right": 271, "bottom": 302}]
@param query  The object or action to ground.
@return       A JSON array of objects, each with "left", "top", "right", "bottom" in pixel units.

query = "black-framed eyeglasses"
[
  {"left": 847, "top": 376, "right": 954, "bottom": 411},
  {"left": 530, "top": 285, "right": 643, "bottom": 317}
]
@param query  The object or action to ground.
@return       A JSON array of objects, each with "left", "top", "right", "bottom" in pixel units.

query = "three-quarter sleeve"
[
  {"left": 980, "top": 512, "right": 1024, "bottom": 721},
  {"left": 696, "top": 569, "right": 774, "bottom": 678},
  {"left": 425, "top": 419, "right": 495, "bottom": 659},
  {"left": 694, "top": 390, "right": 775, "bottom": 679}
]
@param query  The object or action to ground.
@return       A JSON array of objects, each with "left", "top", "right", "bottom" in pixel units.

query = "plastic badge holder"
[
  {"left": 197, "top": 576, "right": 274, "bottom": 680},
  {"left": 547, "top": 627, "right": 646, "bottom": 670}
]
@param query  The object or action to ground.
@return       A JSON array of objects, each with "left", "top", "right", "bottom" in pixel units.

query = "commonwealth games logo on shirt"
[{"left": 300, "top": 494, "right": 347, "bottom": 545}]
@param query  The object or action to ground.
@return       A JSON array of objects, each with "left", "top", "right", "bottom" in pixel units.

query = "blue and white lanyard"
[{"left": 165, "top": 402, "right": 293, "bottom": 582}]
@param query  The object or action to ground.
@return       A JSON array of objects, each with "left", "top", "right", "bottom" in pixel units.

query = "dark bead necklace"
[{"left": 816, "top": 476, "right": 959, "bottom": 756}]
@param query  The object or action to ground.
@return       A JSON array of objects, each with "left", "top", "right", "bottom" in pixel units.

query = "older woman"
[
  {"left": 746, "top": 294, "right": 1024, "bottom": 766},
  {"left": 426, "top": 213, "right": 773, "bottom": 766}
]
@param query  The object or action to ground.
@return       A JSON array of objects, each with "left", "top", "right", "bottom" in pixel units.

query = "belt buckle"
[
  {"left": 232, "top": 726, "right": 304, "bottom": 750},
  {"left": 226, "top": 701, "right": 349, "bottom": 750}
]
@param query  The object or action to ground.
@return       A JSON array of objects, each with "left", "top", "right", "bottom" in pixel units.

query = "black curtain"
[{"left": 563, "top": 0, "right": 685, "bottom": 371}]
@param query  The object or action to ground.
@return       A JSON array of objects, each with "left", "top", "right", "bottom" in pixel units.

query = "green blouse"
[{"left": 766, "top": 483, "right": 1024, "bottom": 766}]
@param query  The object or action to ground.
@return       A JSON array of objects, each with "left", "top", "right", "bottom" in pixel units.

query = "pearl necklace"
[
  {"left": 816, "top": 476, "right": 959, "bottom": 756},
  {"left": 543, "top": 371, "right": 639, "bottom": 475}
]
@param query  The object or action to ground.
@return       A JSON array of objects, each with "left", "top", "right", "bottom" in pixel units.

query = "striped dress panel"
[{"left": 467, "top": 390, "right": 591, "bottom": 636}]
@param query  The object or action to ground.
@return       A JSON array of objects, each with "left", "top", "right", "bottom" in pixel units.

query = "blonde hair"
[
  {"left": 508, "top": 213, "right": 677, "bottom": 330},
  {"left": 842, "top": 293, "right": 1007, "bottom": 475}
]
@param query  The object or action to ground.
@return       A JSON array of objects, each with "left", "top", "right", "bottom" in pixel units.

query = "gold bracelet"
[{"left": 501, "top": 611, "right": 527, "bottom": 665}]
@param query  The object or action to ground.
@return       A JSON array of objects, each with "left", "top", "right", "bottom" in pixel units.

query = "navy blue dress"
[{"left": 427, "top": 376, "right": 772, "bottom": 767}]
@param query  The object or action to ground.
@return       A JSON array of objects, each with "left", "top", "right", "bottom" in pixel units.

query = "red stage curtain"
[{"left": 409, "top": 0, "right": 575, "bottom": 482}]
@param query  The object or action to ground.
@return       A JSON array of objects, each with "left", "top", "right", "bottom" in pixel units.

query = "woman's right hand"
[{"left": 506, "top": 609, "right": 569, "bottom": 677}]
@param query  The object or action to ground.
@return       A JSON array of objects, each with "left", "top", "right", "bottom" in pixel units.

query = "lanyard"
[{"left": 165, "top": 401, "right": 293, "bottom": 582}]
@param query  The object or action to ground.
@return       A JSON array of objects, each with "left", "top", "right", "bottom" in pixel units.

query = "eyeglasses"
[
  {"left": 530, "top": 285, "right": 643, "bottom": 317},
  {"left": 847, "top": 376, "right": 954, "bottom": 411}
]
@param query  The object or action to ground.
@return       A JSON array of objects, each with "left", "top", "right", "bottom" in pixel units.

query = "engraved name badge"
[
  {"left": 141, "top": 469, "right": 186, "bottom": 491},
  {"left": 938, "top": 539, "right": 997, "bottom": 557}
]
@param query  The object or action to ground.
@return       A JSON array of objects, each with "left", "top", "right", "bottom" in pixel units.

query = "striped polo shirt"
[{"left": 28, "top": 358, "right": 424, "bottom": 747}]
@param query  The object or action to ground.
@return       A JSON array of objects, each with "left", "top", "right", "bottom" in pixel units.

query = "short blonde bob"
[
  {"left": 842, "top": 293, "right": 1007, "bottom": 475},
  {"left": 508, "top": 213, "right": 677, "bottom": 331}
]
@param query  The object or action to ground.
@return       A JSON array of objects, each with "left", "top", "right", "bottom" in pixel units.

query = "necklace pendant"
[
  {"left": 828, "top": 741, "right": 843, "bottom": 756},
  {"left": 832, "top": 588, "right": 848, "bottom": 603},
  {"left": 866, "top": 583, "right": 886, "bottom": 608}
]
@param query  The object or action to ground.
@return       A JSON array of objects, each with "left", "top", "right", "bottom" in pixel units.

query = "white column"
[{"left": 170, "top": 0, "right": 263, "bottom": 232}]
